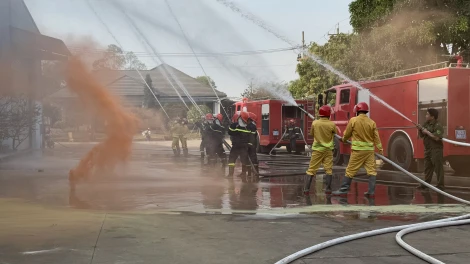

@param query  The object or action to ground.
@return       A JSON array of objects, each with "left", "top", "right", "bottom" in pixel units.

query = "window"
[
  {"left": 325, "top": 90, "right": 337, "bottom": 107},
  {"left": 340, "top": 89, "right": 350, "bottom": 104},
  {"left": 261, "top": 104, "right": 270, "bottom": 120},
  {"left": 237, "top": 105, "right": 241, "bottom": 111}
]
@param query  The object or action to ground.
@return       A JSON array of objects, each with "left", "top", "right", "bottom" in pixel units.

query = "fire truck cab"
[
  {"left": 322, "top": 62, "right": 470, "bottom": 174},
  {"left": 233, "top": 98, "right": 315, "bottom": 154}
]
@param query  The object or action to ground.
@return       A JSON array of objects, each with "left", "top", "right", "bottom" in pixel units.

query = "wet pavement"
[
  {"left": 2, "top": 141, "right": 470, "bottom": 264},
  {"left": 1, "top": 141, "right": 470, "bottom": 213}
]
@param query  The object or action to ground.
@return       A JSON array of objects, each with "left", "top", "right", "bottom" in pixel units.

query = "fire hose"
[{"left": 275, "top": 109, "right": 470, "bottom": 264}]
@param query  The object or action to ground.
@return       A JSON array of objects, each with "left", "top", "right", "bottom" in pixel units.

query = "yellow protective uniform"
[
  {"left": 342, "top": 114, "right": 383, "bottom": 178},
  {"left": 171, "top": 122, "right": 182, "bottom": 150},
  {"left": 306, "top": 117, "right": 336, "bottom": 176},
  {"left": 179, "top": 125, "right": 189, "bottom": 150}
]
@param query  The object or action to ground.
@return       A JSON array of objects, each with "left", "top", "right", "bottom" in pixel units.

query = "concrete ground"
[{"left": 1, "top": 140, "right": 470, "bottom": 263}]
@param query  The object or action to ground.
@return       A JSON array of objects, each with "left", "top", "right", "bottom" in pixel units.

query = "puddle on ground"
[{"left": 1, "top": 148, "right": 470, "bottom": 215}]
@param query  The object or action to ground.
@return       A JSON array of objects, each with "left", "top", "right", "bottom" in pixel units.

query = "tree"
[
  {"left": 195, "top": 76, "right": 217, "bottom": 88},
  {"left": 241, "top": 81, "right": 283, "bottom": 100},
  {"left": 187, "top": 105, "right": 212, "bottom": 123},
  {"left": 143, "top": 74, "right": 157, "bottom": 108},
  {"left": 42, "top": 102, "right": 62, "bottom": 127},
  {"left": 0, "top": 95, "right": 41, "bottom": 150},
  {"left": 92, "top": 44, "right": 147, "bottom": 71}
]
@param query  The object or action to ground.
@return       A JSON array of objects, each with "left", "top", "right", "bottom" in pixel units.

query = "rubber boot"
[
  {"left": 254, "top": 164, "right": 259, "bottom": 175},
  {"left": 364, "top": 176, "right": 376, "bottom": 197},
  {"left": 324, "top": 174, "right": 333, "bottom": 194},
  {"left": 332, "top": 176, "right": 352, "bottom": 196},
  {"left": 227, "top": 166, "right": 234, "bottom": 177},
  {"left": 200, "top": 151, "right": 205, "bottom": 159},
  {"left": 303, "top": 175, "right": 313, "bottom": 195},
  {"left": 247, "top": 166, "right": 252, "bottom": 177},
  {"left": 221, "top": 159, "right": 227, "bottom": 171},
  {"left": 238, "top": 165, "right": 246, "bottom": 177},
  {"left": 173, "top": 149, "right": 179, "bottom": 157},
  {"left": 183, "top": 148, "right": 188, "bottom": 157}
]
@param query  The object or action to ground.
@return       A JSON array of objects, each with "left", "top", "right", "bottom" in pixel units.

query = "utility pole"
[
  {"left": 328, "top": 23, "right": 340, "bottom": 37},
  {"left": 297, "top": 31, "right": 306, "bottom": 62}
]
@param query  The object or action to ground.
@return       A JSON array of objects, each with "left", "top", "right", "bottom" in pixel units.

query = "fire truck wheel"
[
  {"left": 389, "top": 135, "right": 415, "bottom": 172},
  {"left": 333, "top": 137, "right": 343, "bottom": 165}
]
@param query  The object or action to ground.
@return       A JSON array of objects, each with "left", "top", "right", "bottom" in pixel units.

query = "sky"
[{"left": 25, "top": 0, "right": 353, "bottom": 97}]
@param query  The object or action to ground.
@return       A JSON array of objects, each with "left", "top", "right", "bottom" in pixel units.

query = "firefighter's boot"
[
  {"left": 332, "top": 176, "right": 352, "bottom": 196},
  {"left": 254, "top": 164, "right": 259, "bottom": 175},
  {"left": 221, "top": 159, "right": 227, "bottom": 171},
  {"left": 200, "top": 151, "right": 205, "bottom": 159},
  {"left": 183, "top": 148, "right": 188, "bottom": 157},
  {"left": 303, "top": 175, "right": 313, "bottom": 195},
  {"left": 364, "top": 176, "right": 376, "bottom": 197},
  {"left": 173, "top": 148, "right": 180, "bottom": 157},
  {"left": 227, "top": 166, "right": 235, "bottom": 177},
  {"left": 238, "top": 165, "right": 247, "bottom": 177},
  {"left": 324, "top": 174, "right": 333, "bottom": 194},
  {"left": 247, "top": 166, "right": 252, "bottom": 177}
]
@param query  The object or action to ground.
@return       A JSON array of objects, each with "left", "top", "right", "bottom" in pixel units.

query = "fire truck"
[
  {"left": 233, "top": 98, "right": 316, "bottom": 154},
  {"left": 322, "top": 62, "right": 470, "bottom": 174}
]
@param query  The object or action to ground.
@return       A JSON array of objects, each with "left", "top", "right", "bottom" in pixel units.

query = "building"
[
  {"left": 0, "top": 0, "right": 70, "bottom": 151},
  {"left": 50, "top": 64, "right": 228, "bottom": 117}
]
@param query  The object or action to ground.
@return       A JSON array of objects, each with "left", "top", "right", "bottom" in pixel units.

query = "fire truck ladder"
[{"left": 360, "top": 61, "right": 470, "bottom": 81}]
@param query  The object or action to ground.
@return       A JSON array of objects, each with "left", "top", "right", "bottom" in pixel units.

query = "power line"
[{"left": 67, "top": 46, "right": 299, "bottom": 57}]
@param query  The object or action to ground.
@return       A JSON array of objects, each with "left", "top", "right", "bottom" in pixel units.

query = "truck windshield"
[{"left": 325, "top": 90, "right": 337, "bottom": 107}]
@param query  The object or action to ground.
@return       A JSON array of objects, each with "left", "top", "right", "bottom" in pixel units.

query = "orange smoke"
[{"left": 66, "top": 56, "right": 139, "bottom": 183}]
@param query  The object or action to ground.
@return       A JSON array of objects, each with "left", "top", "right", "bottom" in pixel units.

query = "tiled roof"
[{"left": 50, "top": 64, "right": 226, "bottom": 100}]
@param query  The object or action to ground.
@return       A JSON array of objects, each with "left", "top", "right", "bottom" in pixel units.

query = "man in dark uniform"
[
  {"left": 245, "top": 112, "right": 259, "bottom": 176},
  {"left": 417, "top": 108, "right": 445, "bottom": 190},
  {"left": 227, "top": 112, "right": 251, "bottom": 177},
  {"left": 287, "top": 119, "right": 301, "bottom": 154},
  {"left": 207, "top": 113, "right": 227, "bottom": 169}
]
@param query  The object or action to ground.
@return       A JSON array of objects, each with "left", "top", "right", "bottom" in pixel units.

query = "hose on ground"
[
  {"left": 274, "top": 133, "right": 470, "bottom": 264},
  {"left": 274, "top": 214, "right": 470, "bottom": 264},
  {"left": 395, "top": 218, "right": 470, "bottom": 264}
]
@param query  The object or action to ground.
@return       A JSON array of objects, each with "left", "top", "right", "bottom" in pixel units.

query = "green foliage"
[
  {"left": 195, "top": 76, "right": 217, "bottom": 88},
  {"left": 187, "top": 105, "right": 212, "bottom": 123},
  {"left": 143, "top": 74, "right": 157, "bottom": 108},
  {"left": 43, "top": 102, "right": 62, "bottom": 127},
  {"left": 289, "top": 0, "right": 470, "bottom": 98},
  {"left": 92, "top": 44, "right": 147, "bottom": 70}
]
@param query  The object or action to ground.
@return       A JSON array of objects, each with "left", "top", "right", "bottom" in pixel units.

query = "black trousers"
[{"left": 228, "top": 144, "right": 248, "bottom": 168}]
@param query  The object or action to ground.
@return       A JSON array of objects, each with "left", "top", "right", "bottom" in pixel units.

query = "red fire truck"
[
  {"left": 233, "top": 98, "right": 316, "bottom": 154},
  {"left": 323, "top": 62, "right": 470, "bottom": 174}
]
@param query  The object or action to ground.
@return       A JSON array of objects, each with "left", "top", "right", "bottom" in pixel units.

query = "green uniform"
[{"left": 419, "top": 120, "right": 445, "bottom": 188}]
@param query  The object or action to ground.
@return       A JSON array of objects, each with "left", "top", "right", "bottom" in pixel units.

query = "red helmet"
[
  {"left": 205, "top": 113, "right": 214, "bottom": 120},
  {"left": 248, "top": 112, "right": 257, "bottom": 121},
  {"left": 319, "top": 105, "right": 332, "bottom": 117},
  {"left": 354, "top": 102, "right": 369, "bottom": 113},
  {"left": 239, "top": 111, "right": 249, "bottom": 123},
  {"left": 232, "top": 112, "right": 240, "bottom": 122},
  {"left": 216, "top": 113, "right": 223, "bottom": 122}
]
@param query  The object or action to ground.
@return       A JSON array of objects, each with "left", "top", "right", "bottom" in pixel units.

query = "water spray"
[
  {"left": 85, "top": 0, "right": 170, "bottom": 119},
  {"left": 215, "top": 0, "right": 470, "bottom": 147}
]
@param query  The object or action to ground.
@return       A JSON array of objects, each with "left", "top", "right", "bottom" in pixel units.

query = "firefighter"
[
  {"left": 207, "top": 113, "right": 227, "bottom": 168},
  {"left": 332, "top": 102, "right": 383, "bottom": 197},
  {"left": 303, "top": 105, "right": 336, "bottom": 195},
  {"left": 417, "top": 108, "right": 445, "bottom": 190},
  {"left": 171, "top": 117, "right": 182, "bottom": 157},
  {"left": 227, "top": 112, "right": 251, "bottom": 177},
  {"left": 195, "top": 115, "right": 207, "bottom": 158},
  {"left": 245, "top": 112, "right": 259, "bottom": 176},
  {"left": 287, "top": 119, "right": 301, "bottom": 154},
  {"left": 179, "top": 118, "right": 189, "bottom": 157}
]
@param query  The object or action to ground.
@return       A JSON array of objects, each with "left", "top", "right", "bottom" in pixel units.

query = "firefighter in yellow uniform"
[
  {"left": 171, "top": 118, "right": 183, "bottom": 157},
  {"left": 303, "top": 105, "right": 336, "bottom": 195},
  {"left": 332, "top": 102, "right": 383, "bottom": 197},
  {"left": 179, "top": 118, "right": 189, "bottom": 157}
]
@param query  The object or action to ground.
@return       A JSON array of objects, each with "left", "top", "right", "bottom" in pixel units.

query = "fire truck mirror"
[{"left": 317, "top": 94, "right": 324, "bottom": 107}]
